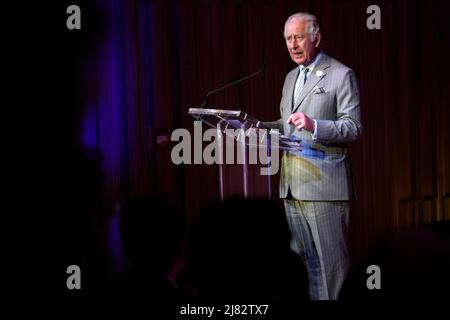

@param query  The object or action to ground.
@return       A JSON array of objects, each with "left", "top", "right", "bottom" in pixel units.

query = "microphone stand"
[{"left": 200, "top": 58, "right": 268, "bottom": 109}]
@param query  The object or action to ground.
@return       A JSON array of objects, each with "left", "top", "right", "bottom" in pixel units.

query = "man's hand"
[{"left": 287, "top": 112, "right": 315, "bottom": 132}]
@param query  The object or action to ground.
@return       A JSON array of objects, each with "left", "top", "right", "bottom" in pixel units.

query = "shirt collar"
[{"left": 300, "top": 51, "right": 323, "bottom": 74}]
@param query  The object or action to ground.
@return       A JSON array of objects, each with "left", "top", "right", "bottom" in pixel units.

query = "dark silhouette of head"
[
  {"left": 120, "top": 195, "right": 185, "bottom": 277},
  {"left": 185, "top": 197, "right": 309, "bottom": 302},
  {"left": 339, "top": 223, "right": 450, "bottom": 301}
]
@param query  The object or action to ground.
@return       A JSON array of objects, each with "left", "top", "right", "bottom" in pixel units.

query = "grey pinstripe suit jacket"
[{"left": 268, "top": 53, "right": 362, "bottom": 200}]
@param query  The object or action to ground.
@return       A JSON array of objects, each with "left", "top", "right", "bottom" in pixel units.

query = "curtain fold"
[{"left": 79, "top": 0, "right": 450, "bottom": 265}]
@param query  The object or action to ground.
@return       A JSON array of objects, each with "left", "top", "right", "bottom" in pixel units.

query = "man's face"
[{"left": 284, "top": 20, "right": 320, "bottom": 66}]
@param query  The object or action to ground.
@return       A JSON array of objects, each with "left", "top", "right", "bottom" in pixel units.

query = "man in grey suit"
[{"left": 266, "top": 12, "right": 362, "bottom": 300}]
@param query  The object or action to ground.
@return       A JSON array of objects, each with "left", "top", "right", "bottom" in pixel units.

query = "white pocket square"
[{"left": 313, "top": 86, "right": 327, "bottom": 94}]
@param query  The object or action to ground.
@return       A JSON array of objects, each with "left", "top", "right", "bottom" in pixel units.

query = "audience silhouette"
[
  {"left": 117, "top": 195, "right": 187, "bottom": 312},
  {"left": 4, "top": 149, "right": 109, "bottom": 299},
  {"left": 339, "top": 222, "right": 450, "bottom": 301},
  {"left": 183, "top": 197, "right": 310, "bottom": 308}
]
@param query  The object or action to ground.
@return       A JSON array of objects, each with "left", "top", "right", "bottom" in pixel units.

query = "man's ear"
[{"left": 314, "top": 32, "right": 321, "bottom": 48}]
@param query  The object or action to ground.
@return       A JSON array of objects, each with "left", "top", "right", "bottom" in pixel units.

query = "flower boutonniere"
[{"left": 315, "top": 70, "right": 326, "bottom": 77}]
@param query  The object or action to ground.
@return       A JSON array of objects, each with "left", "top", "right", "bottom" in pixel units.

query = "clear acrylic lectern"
[{"left": 188, "top": 108, "right": 301, "bottom": 200}]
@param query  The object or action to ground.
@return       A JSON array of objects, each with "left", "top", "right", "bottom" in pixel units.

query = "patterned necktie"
[{"left": 294, "top": 66, "right": 309, "bottom": 107}]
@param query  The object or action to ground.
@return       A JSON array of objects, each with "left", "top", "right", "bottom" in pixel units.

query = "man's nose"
[{"left": 289, "top": 38, "right": 298, "bottom": 48}]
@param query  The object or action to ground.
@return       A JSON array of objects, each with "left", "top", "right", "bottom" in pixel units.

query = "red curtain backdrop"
[{"left": 78, "top": 0, "right": 450, "bottom": 265}]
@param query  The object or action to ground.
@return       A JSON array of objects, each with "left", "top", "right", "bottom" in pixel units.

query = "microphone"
[{"left": 200, "top": 58, "right": 268, "bottom": 109}]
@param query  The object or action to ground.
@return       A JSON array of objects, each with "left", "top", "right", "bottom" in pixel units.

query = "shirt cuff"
[{"left": 312, "top": 119, "right": 318, "bottom": 140}]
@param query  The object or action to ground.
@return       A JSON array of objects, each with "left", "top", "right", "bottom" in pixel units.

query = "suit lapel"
[
  {"left": 292, "top": 54, "right": 331, "bottom": 113},
  {"left": 287, "top": 67, "right": 300, "bottom": 113}
]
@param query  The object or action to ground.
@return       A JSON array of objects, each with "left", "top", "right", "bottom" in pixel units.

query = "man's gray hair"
[{"left": 284, "top": 12, "right": 320, "bottom": 41}]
